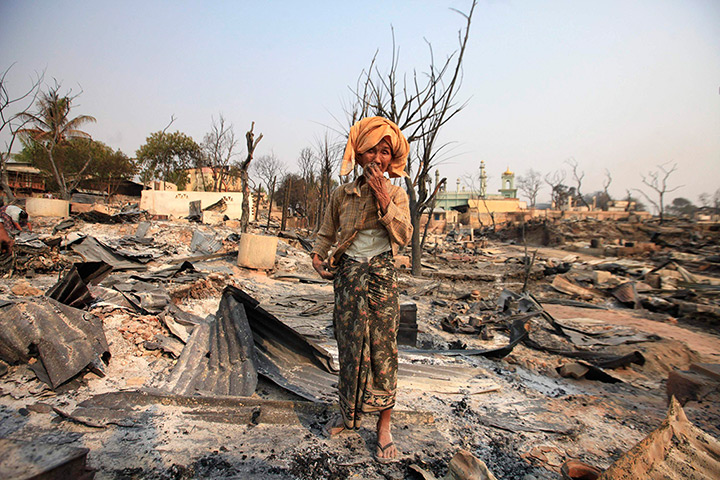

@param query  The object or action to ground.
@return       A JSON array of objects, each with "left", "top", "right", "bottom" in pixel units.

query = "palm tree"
[{"left": 18, "top": 83, "right": 96, "bottom": 199}]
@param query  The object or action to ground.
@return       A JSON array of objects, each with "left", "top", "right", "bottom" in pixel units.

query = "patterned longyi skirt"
[{"left": 333, "top": 251, "right": 399, "bottom": 429}]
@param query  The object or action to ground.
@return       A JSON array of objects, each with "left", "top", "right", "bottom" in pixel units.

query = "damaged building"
[{"left": 0, "top": 195, "right": 719, "bottom": 480}]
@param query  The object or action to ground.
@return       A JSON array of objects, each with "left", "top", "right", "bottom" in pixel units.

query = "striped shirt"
[{"left": 312, "top": 177, "right": 413, "bottom": 267}]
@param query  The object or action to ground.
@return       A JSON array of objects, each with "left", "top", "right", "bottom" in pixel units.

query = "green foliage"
[
  {"left": 668, "top": 197, "right": 696, "bottom": 216},
  {"left": 136, "top": 131, "right": 201, "bottom": 189},
  {"left": 16, "top": 137, "right": 136, "bottom": 193},
  {"left": 584, "top": 190, "right": 612, "bottom": 211}
]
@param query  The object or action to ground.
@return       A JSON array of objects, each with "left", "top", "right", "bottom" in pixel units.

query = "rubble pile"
[
  {"left": 117, "top": 313, "right": 168, "bottom": 350},
  {"left": 0, "top": 212, "right": 718, "bottom": 479}
]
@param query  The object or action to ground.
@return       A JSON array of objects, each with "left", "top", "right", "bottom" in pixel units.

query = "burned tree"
[
  {"left": 0, "top": 65, "right": 44, "bottom": 201},
  {"left": 251, "top": 153, "right": 284, "bottom": 226},
  {"left": 297, "top": 147, "right": 318, "bottom": 227},
  {"left": 667, "top": 197, "right": 696, "bottom": 217},
  {"left": 239, "top": 122, "right": 263, "bottom": 233},
  {"left": 565, "top": 158, "right": 590, "bottom": 209},
  {"left": 200, "top": 114, "right": 239, "bottom": 192},
  {"left": 698, "top": 192, "right": 711, "bottom": 208},
  {"left": 635, "top": 162, "right": 682, "bottom": 224},
  {"left": 603, "top": 169, "right": 612, "bottom": 200},
  {"left": 346, "top": 0, "right": 477, "bottom": 275},
  {"left": 544, "top": 170, "right": 570, "bottom": 210},
  {"left": 517, "top": 168, "right": 542, "bottom": 207},
  {"left": 314, "top": 133, "right": 339, "bottom": 232}
]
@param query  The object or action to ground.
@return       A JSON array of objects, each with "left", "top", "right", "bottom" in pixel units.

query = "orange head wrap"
[{"left": 340, "top": 116, "right": 409, "bottom": 178}]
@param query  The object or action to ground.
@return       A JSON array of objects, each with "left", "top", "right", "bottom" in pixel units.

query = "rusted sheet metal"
[
  {"left": 551, "top": 275, "right": 596, "bottom": 300},
  {"left": 75, "top": 208, "right": 144, "bottom": 224},
  {"left": 164, "top": 288, "right": 257, "bottom": 397},
  {"left": 0, "top": 438, "right": 95, "bottom": 480},
  {"left": 129, "top": 260, "right": 199, "bottom": 282},
  {"left": 164, "top": 286, "right": 498, "bottom": 403},
  {"left": 71, "top": 236, "right": 147, "bottom": 271},
  {"left": 164, "top": 322, "right": 211, "bottom": 394},
  {"left": 46, "top": 261, "right": 113, "bottom": 308},
  {"left": 0, "top": 297, "right": 109, "bottom": 389},
  {"left": 539, "top": 349, "right": 644, "bottom": 370},
  {"left": 501, "top": 290, "right": 656, "bottom": 375},
  {"left": 221, "top": 285, "right": 345, "bottom": 402},
  {"left": 612, "top": 281, "right": 641, "bottom": 308},
  {"left": 226, "top": 285, "right": 337, "bottom": 371},
  {"left": 112, "top": 280, "right": 171, "bottom": 314},
  {"left": 553, "top": 319, "right": 659, "bottom": 347}
]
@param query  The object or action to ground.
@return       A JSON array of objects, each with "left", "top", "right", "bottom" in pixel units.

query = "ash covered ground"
[{"left": 1, "top": 216, "right": 719, "bottom": 479}]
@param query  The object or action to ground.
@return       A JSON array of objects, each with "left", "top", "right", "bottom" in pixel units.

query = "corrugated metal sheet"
[
  {"left": 0, "top": 297, "right": 109, "bottom": 389},
  {"left": 164, "top": 288, "right": 257, "bottom": 397},
  {"left": 164, "top": 286, "right": 501, "bottom": 403},
  {"left": 71, "top": 236, "right": 148, "bottom": 271},
  {"left": 46, "top": 261, "right": 113, "bottom": 308}
]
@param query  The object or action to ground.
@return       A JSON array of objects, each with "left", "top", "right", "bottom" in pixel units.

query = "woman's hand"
[
  {"left": 312, "top": 253, "right": 335, "bottom": 280},
  {"left": 364, "top": 162, "right": 391, "bottom": 214}
]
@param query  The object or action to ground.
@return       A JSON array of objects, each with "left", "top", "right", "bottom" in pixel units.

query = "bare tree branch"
[
  {"left": 340, "top": 1, "right": 476, "bottom": 275},
  {"left": 517, "top": 169, "right": 542, "bottom": 207},
  {"left": 603, "top": 168, "right": 612, "bottom": 199},
  {"left": 161, "top": 115, "right": 176, "bottom": 134},
  {"left": 1, "top": 65, "right": 45, "bottom": 201},
  {"left": 201, "top": 114, "right": 238, "bottom": 192},
  {"left": 565, "top": 157, "right": 589, "bottom": 208},
  {"left": 544, "top": 170, "right": 572, "bottom": 210},
  {"left": 636, "top": 162, "right": 683, "bottom": 223}
]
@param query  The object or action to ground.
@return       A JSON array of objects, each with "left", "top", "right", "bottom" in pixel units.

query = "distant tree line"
[{"left": 461, "top": 158, "right": 717, "bottom": 225}]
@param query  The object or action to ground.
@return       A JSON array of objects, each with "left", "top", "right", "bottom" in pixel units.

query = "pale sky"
[{"left": 1, "top": 0, "right": 718, "bottom": 207}]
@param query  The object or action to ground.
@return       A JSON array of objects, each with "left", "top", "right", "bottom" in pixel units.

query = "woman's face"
[{"left": 357, "top": 138, "right": 392, "bottom": 174}]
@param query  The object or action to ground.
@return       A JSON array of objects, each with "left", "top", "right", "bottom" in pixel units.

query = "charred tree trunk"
[
  {"left": 253, "top": 185, "right": 261, "bottom": 221},
  {"left": 281, "top": 177, "right": 291, "bottom": 231},
  {"left": 0, "top": 157, "right": 16, "bottom": 201},
  {"left": 240, "top": 168, "right": 250, "bottom": 230},
  {"left": 240, "top": 122, "right": 262, "bottom": 233},
  {"left": 405, "top": 183, "right": 422, "bottom": 275},
  {"left": 266, "top": 176, "right": 276, "bottom": 229}
]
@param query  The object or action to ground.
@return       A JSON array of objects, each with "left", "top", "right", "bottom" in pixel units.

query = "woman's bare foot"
[
  {"left": 376, "top": 409, "right": 398, "bottom": 462},
  {"left": 322, "top": 415, "right": 346, "bottom": 438}
]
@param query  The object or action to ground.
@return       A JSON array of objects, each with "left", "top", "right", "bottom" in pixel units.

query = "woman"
[
  {"left": 0, "top": 204, "right": 32, "bottom": 234},
  {"left": 311, "top": 116, "right": 413, "bottom": 462}
]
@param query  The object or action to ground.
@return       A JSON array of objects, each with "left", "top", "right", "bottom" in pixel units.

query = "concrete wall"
[
  {"left": 25, "top": 197, "right": 69, "bottom": 217},
  {"left": 140, "top": 190, "right": 251, "bottom": 220},
  {"left": 468, "top": 198, "right": 527, "bottom": 213},
  {"left": 420, "top": 207, "right": 653, "bottom": 233},
  {"left": 524, "top": 209, "right": 652, "bottom": 222}
]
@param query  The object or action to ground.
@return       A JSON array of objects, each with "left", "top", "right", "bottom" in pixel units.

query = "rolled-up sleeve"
[{"left": 378, "top": 186, "right": 413, "bottom": 248}]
